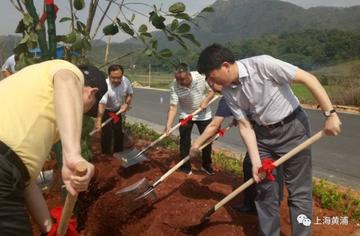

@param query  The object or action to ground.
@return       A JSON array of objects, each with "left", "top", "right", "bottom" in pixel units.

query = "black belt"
[
  {"left": 257, "top": 106, "right": 302, "bottom": 129},
  {"left": 0, "top": 140, "right": 30, "bottom": 183}
]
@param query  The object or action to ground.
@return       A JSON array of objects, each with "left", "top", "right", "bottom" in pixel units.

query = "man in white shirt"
[
  {"left": 1, "top": 54, "right": 17, "bottom": 78},
  {"left": 96, "top": 64, "right": 133, "bottom": 155},
  {"left": 165, "top": 63, "right": 215, "bottom": 175}
]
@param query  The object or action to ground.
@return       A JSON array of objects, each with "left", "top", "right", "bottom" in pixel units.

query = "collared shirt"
[
  {"left": 0, "top": 60, "right": 84, "bottom": 179},
  {"left": 170, "top": 71, "right": 212, "bottom": 121},
  {"left": 100, "top": 76, "right": 133, "bottom": 111},
  {"left": 222, "top": 55, "right": 299, "bottom": 125},
  {"left": 1, "top": 55, "right": 16, "bottom": 74},
  {"left": 215, "top": 97, "right": 233, "bottom": 118}
]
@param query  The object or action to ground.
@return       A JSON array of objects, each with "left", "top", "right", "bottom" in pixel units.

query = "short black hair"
[
  {"left": 108, "top": 64, "right": 124, "bottom": 74},
  {"left": 77, "top": 64, "right": 108, "bottom": 117},
  {"left": 175, "top": 63, "right": 190, "bottom": 73},
  {"left": 197, "top": 43, "right": 235, "bottom": 75}
]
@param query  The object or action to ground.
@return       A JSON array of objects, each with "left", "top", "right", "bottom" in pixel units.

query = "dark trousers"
[
  {"left": 0, "top": 154, "right": 32, "bottom": 236},
  {"left": 101, "top": 110, "right": 124, "bottom": 155},
  {"left": 179, "top": 119, "right": 212, "bottom": 169}
]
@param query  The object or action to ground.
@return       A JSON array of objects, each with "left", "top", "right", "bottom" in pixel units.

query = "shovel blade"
[
  {"left": 116, "top": 178, "right": 157, "bottom": 202},
  {"left": 114, "top": 148, "right": 147, "bottom": 168}
]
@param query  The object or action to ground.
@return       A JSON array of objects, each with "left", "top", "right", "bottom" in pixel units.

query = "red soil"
[{"left": 33, "top": 135, "right": 359, "bottom": 235}]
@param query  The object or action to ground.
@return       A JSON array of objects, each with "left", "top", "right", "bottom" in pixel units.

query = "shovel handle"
[
  {"left": 89, "top": 110, "right": 123, "bottom": 136},
  {"left": 204, "top": 130, "right": 325, "bottom": 219},
  {"left": 153, "top": 121, "right": 234, "bottom": 187},
  {"left": 57, "top": 162, "right": 87, "bottom": 236},
  {"left": 132, "top": 96, "right": 220, "bottom": 159}
]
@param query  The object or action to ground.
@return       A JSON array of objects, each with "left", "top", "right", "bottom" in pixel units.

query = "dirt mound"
[{"left": 32, "top": 134, "right": 358, "bottom": 235}]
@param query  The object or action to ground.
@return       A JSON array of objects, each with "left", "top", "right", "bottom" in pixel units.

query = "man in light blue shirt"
[{"left": 197, "top": 44, "right": 341, "bottom": 236}]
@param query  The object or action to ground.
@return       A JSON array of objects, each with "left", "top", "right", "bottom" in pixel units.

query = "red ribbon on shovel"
[
  {"left": 108, "top": 112, "right": 120, "bottom": 123},
  {"left": 180, "top": 115, "right": 193, "bottom": 126},
  {"left": 47, "top": 207, "right": 79, "bottom": 236},
  {"left": 217, "top": 128, "right": 225, "bottom": 137},
  {"left": 258, "top": 158, "right": 276, "bottom": 181}
]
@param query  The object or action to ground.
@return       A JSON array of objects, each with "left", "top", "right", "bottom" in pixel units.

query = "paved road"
[{"left": 127, "top": 88, "right": 360, "bottom": 189}]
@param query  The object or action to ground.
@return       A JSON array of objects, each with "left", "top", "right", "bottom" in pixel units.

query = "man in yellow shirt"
[{"left": 0, "top": 60, "right": 107, "bottom": 235}]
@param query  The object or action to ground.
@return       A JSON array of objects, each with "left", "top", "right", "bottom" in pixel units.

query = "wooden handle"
[
  {"left": 89, "top": 110, "right": 123, "bottom": 136},
  {"left": 211, "top": 130, "right": 325, "bottom": 214},
  {"left": 133, "top": 96, "right": 220, "bottom": 160},
  {"left": 57, "top": 162, "right": 87, "bottom": 236},
  {"left": 153, "top": 122, "right": 234, "bottom": 187}
]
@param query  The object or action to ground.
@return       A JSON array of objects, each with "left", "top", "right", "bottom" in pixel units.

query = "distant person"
[
  {"left": 197, "top": 43, "right": 341, "bottom": 236},
  {"left": 1, "top": 54, "right": 17, "bottom": 78},
  {"left": 165, "top": 63, "right": 215, "bottom": 175},
  {"left": 0, "top": 60, "right": 107, "bottom": 235},
  {"left": 189, "top": 98, "right": 284, "bottom": 213},
  {"left": 96, "top": 64, "right": 133, "bottom": 155}
]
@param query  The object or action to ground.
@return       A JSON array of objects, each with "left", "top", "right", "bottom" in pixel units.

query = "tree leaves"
[
  {"left": 169, "top": 2, "right": 186, "bottom": 14},
  {"left": 176, "top": 23, "right": 191, "bottom": 34},
  {"left": 159, "top": 49, "right": 172, "bottom": 57},
  {"left": 74, "top": 0, "right": 85, "bottom": 10},
  {"left": 138, "top": 24, "right": 148, "bottom": 33},
  {"left": 116, "top": 18, "right": 134, "bottom": 36},
  {"left": 149, "top": 11, "right": 166, "bottom": 29},
  {"left": 103, "top": 24, "right": 119, "bottom": 36},
  {"left": 59, "top": 17, "right": 72, "bottom": 23}
]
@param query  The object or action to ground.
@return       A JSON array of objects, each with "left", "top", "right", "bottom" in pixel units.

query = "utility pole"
[{"left": 148, "top": 63, "right": 151, "bottom": 87}]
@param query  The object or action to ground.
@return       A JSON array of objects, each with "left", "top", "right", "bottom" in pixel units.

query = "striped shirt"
[
  {"left": 100, "top": 76, "right": 133, "bottom": 111},
  {"left": 170, "top": 71, "right": 212, "bottom": 121},
  {"left": 222, "top": 55, "right": 299, "bottom": 125}
]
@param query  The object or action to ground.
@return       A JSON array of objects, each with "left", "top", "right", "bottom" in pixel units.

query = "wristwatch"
[{"left": 323, "top": 109, "right": 336, "bottom": 117}]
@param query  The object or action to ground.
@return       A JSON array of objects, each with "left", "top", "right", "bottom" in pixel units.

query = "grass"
[{"left": 127, "top": 72, "right": 173, "bottom": 89}]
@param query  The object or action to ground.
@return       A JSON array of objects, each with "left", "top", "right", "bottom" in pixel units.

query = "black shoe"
[
  {"left": 201, "top": 165, "right": 215, "bottom": 175},
  {"left": 232, "top": 204, "right": 256, "bottom": 213},
  {"left": 179, "top": 166, "right": 192, "bottom": 176}
]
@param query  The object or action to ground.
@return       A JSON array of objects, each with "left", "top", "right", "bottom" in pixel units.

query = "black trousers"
[
  {"left": 101, "top": 110, "right": 124, "bottom": 155},
  {"left": 179, "top": 119, "right": 212, "bottom": 169},
  {"left": 0, "top": 154, "right": 32, "bottom": 236}
]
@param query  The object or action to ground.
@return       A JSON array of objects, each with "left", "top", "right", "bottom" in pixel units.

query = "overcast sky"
[{"left": 0, "top": 0, "right": 359, "bottom": 42}]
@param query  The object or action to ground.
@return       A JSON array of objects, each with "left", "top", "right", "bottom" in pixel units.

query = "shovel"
[
  {"left": 115, "top": 95, "right": 220, "bottom": 168},
  {"left": 54, "top": 162, "right": 87, "bottom": 236},
  {"left": 89, "top": 110, "right": 123, "bottom": 136},
  {"left": 116, "top": 120, "right": 235, "bottom": 205},
  {"left": 189, "top": 130, "right": 325, "bottom": 230}
]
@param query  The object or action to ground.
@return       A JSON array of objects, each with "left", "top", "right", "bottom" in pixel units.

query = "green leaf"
[
  {"left": 65, "top": 32, "right": 77, "bottom": 43},
  {"left": 159, "top": 49, "right": 172, "bottom": 57},
  {"left": 176, "top": 23, "right": 191, "bottom": 34},
  {"left": 170, "top": 19, "right": 179, "bottom": 31},
  {"left": 119, "top": 22, "right": 134, "bottom": 36},
  {"left": 131, "top": 13, "right": 135, "bottom": 22},
  {"left": 141, "top": 32, "right": 152, "bottom": 38},
  {"left": 59, "top": 17, "right": 72, "bottom": 23},
  {"left": 182, "top": 33, "right": 201, "bottom": 47},
  {"left": 173, "top": 13, "right": 190, "bottom": 21},
  {"left": 151, "top": 39, "right": 158, "bottom": 50},
  {"left": 169, "top": 2, "right": 186, "bottom": 13},
  {"left": 149, "top": 11, "right": 165, "bottom": 29},
  {"left": 74, "top": 0, "right": 85, "bottom": 10},
  {"left": 138, "top": 24, "right": 148, "bottom": 33},
  {"left": 19, "top": 34, "right": 30, "bottom": 44},
  {"left": 15, "top": 20, "right": 25, "bottom": 34},
  {"left": 29, "top": 32, "right": 38, "bottom": 43},
  {"left": 144, "top": 48, "right": 153, "bottom": 56},
  {"left": 56, "top": 35, "right": 66, "bottom": 42},
  {"left": 76, "top": 21, "right": 86, "bottom": 33},
  {"left": 23, "top": 13, "right": 33, "bottom": 26},
  {"left": 201, "top": 7, "right": 214, "bottom": 13},
  {"left": 103, "top": 24, "right": 119, "bottom": 36}
]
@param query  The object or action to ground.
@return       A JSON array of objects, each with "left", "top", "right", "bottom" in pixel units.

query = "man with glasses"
[{"left": 96, "top": 64, "right": 133, "bottom": 155}]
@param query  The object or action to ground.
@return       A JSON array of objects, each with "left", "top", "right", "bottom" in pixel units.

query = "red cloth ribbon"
[
  {"left": 180, "top": 115, "right": 193, "bottom": 126},
  {"left": 108, "top": 112, "right": 120, "bottom": 123},
  {"left": 39, "top": 1, "right": 59, "bottom": 27},
  {"left": 47, "top": 207, "right": 79, "bottom": 236},
  {"left": 217, "top": 128, "right": 225, "bottom": 137},
  {"left": 258, "top": 158, "right": 276, "bottom": 181}
]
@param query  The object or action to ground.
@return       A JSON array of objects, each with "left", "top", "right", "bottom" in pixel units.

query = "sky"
[{"left": 0, "top": 0, "right": 359, "bottom": 42}]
